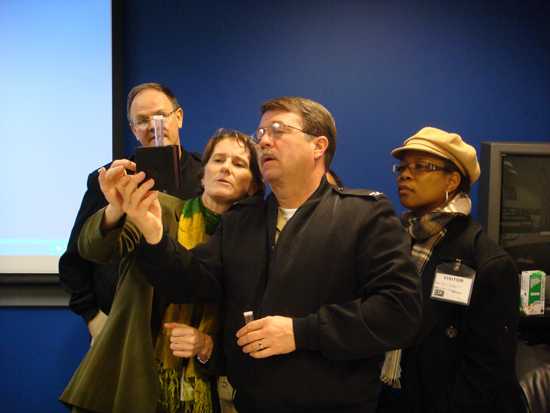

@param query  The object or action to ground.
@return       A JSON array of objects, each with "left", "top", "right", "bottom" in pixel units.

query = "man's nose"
[
  {"left": 147, "top": 119, "right": 157, "bottom": 130},
  {"left": 258, "top": 133, "right": 274, "bottom": 148},
  {"left": 147, "top": 116, "right": 165, "bottom": 128}
]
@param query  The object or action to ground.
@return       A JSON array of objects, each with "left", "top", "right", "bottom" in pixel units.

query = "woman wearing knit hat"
[{"left": 378, "top": 127, "right": 525, "bottom": 412}]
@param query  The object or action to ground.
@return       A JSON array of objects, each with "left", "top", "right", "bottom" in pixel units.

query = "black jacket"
[
  {"left": 401, "top": 216, "right": 525, "bottom": 413},
  {"left": 58, "top": 150, "right": 203, "bottom": 322},
  {"left": 137, "top": 179, "right": 422, "bottom": 411}
]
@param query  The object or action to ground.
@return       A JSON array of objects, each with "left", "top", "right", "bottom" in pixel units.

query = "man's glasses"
[
  {"left": 253, "top": 121, "right": 311, "bottom": 144},
  {"left": 131, "top": 107, "right": 179, "bottom": 130},
  {"left": 392, "top": 162, "right": 450, "bottom": 176}
]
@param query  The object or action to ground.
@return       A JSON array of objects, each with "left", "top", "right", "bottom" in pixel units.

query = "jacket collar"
[
  {"left": 265, "top": 177, "right": 330, "bottom": 243},
  {"left": 267, "top": 176, "right": 330, "bottom": 211}
]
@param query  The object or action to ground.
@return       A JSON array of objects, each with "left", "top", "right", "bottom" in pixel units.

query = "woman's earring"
[{"left": 445, "top": 191, "right": 449, "bottom": 202}]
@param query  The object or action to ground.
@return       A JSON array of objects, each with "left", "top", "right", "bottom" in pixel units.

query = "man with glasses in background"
[
  {"left": 128, "top": 96, "right": 422, "bottom": 412},
  {"left": 59, "top": 82, "right": 202, "bottom": 344}
]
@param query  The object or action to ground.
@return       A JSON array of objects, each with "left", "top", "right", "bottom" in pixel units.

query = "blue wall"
[
  {"left": 0, "top": 308, "right": 88, "bottom": 412},
  {"left": 1, "top": 1, "right": 549, "bottom": 412},
  {"left": 121, "top": 0, "right": 550, "bottom": 212}
]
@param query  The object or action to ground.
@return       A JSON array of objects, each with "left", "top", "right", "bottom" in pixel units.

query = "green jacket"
[{"left": 60, "top": 193, "right": 185, "bottom": 413}]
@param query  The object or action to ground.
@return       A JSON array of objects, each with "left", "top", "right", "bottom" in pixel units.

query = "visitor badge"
[{"left": 431, "top": 260, "right": 476, "bottom": 306}]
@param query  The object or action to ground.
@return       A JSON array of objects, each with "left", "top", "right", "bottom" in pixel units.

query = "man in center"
[{"left": 129, "top": 97, "right": 422, "bottom": 412}]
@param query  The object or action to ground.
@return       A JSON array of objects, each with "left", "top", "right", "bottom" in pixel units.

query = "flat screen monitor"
[
  {"left": 479, "top": 142, "right": 550, "bottom": 275},
  {"left": 479, "top": 141, "right": 550, "bottom": 336}
]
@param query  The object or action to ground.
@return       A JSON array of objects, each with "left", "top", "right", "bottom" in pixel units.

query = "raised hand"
[
  {"left": 98, "top": 159, "right": 136, "bottom": 210},
  {"left": 98, "top": 160, "right": 136, "bottom": 230},
  {"left": 116, "top": 171, "right": 163, "bottom": 244}
]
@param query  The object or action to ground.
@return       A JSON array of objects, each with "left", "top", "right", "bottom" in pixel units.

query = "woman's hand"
[
  {"left": 98, "top": 159, "right": 136, "bottom": 230},
  {"left": 98, "top": 159, "right": 136, "bottom": 210},
  {"left": 116, "top": 171, "right": 163, "bottom": 244},
  {"left": 164, "top": 322, "right": 214, "bottom": 362}
]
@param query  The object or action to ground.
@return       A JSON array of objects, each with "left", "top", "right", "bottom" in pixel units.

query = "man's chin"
[{"left": 261, "top": 170, "right": 280, "bottom": 185}]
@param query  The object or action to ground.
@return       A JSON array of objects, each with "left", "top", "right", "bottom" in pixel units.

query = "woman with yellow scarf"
[{"left": 61, "top": 129, "right": 263, "bottom": 413}]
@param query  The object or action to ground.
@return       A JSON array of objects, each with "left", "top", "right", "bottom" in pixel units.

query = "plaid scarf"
[
  {"left": 155, "top": 197, "right": 220, "bottom": 413},
  {"left": 380, "top": 193, "right": 472, "bottom": 388}
]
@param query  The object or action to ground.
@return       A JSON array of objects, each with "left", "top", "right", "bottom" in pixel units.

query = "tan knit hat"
[{"left": 391, "top": 126, "right": 480, "bottom": 184}]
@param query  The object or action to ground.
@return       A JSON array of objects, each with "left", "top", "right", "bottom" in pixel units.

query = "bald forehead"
[
  {"left": 129, "top": 89, "right": 174, "bottom": 116},
  {"left": 131, "top": 88, "right": 170, "bottom": 106}
]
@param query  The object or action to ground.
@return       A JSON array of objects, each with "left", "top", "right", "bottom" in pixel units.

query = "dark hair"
[
  {"left": 260, "top": 96, "right": 336, "bottom": 169},
  {"left": 126, "top": 82, "right": 181, "bottom": 123},
  {"left": 442, "top": 159, "right": 471, "bottom": 194},
  {"left": 202, "top": 129, "right": 264, "bottom": 195}
]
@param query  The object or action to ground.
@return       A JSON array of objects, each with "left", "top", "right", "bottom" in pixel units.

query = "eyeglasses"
[
  {"left": 392, "top": 162, "right": 450, "bottom": 176},
  {"left": 131, "top": 107, "right": 179, "bottom": 130},
  {"left": 253, "top": 121, "right": 311, "bottom": 144}
]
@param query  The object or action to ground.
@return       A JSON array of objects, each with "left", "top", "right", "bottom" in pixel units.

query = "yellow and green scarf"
[{"left": 155, "top": 197, "right": 220, "bottom": 413}]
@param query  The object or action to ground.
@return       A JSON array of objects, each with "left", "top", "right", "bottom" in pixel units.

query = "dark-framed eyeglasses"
[
  {"left": 253, "top": 121, "right": 311, "bottom": 144},
  {"left": 392, "top": 162, "right": 450, "bottom": 176},
  {"left": 131, "top": 107, "right": 180, "bottom": 130}
]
